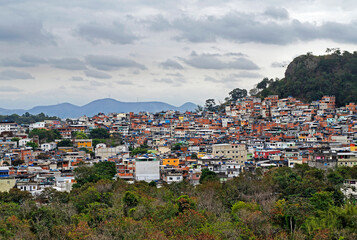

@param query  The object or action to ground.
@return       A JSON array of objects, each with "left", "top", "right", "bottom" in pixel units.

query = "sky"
[{"left": 1, "top": 0, "right": 357, "bottom": 109}]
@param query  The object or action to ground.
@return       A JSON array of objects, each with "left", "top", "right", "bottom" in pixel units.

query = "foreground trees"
[{"left": 0, "top": 164, "right": 357, "bottom": 239}]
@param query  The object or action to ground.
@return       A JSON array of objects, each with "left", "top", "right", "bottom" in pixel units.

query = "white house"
[
  {"left": 135, "top": 157, "right": 160, "bottom": 182},
  {"left": 41, "top": 142, "right": 57, "bottom": 151}
]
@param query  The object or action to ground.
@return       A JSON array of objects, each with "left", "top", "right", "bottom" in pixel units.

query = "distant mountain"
[
  {"left": 0, "top": 99, "right": 197, "bottom": 118},
  {"left": 254, "top": 50, "right": 357, "bottom": 106}
]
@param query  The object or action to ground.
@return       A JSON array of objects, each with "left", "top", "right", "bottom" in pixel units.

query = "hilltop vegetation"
[
  {"left": 0, "top": 112, "right": 59, "bottom": 125},
  {"left": 252, "top": 49, "right": 357, "bottom": 106},
  {"left": 1, "top": 163, "right": 357, "bottom": 239}
]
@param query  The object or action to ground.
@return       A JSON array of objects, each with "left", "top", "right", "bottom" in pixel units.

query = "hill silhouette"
[{"left": 254, "top": 50, "right": 357, "bottom": 106}]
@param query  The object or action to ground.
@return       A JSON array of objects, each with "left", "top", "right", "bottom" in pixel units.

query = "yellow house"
[
  {"left": 197, "top": 152, "right": 206, "bottom": 159},
  {"left": 162, "top": 158, "right": 180, "bottom": 167},
  {"left": 351, "top": 144, "right": 357, "bottom": 152},
  {"left": 0, "top": 178, "right": 16, "bottom": 192},
  {"left": 74, "top": 139, "right": 93, "bottom": 151}
]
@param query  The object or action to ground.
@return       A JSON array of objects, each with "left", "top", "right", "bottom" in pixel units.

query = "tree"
[
  {"left": 195, "top": 105, "right": 203, "bottom": 112},
  {"left": 74, "top": 132, "right": 88, "bottom": 139},
  {"left": 130, "top": 145, "right": 149, "bottom": 156},
  {"left": 204, "top": 99, "right": 217, "bottom": 112},
  {"left": 90, "top": 128, "right": 110, "bottom": 139},
  {"left": 29, "top": 129, "right": 61, "bottom": 143},
  {"left": 199, "top": 169, "right": 219, "bottom": 184},
  {"left": 175, "top": 195, "right": 196, "bottom": 213},
  {"left": 57, "top": 139, "right": 73, "bottom": 147},
  {"left": 229, "top": 88, "right": 247, "bottom": 101},
  {"left": 26, "top": 141, "right": 38, "bottom": 150},
  {"left": 123, "top": 191, "right": 139, "bottom": 216},
  {"left": 73, "top": 162, "right": 116, "bottom": 188},
  {"left": 249, "top": 88, "right": 259, "bottom": 96},
  {"left": 257, "top": 77, "right": 270, "bottom": 90}
]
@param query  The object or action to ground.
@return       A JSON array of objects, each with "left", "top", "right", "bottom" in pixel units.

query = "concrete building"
[
  {"left": 41, "top": 142, "right": 57, "bottom": 151},
  {"left": 135, "top": 156, "right": 160, "bottom": 182},
  {"left": 29, "top": 122, "right": 45, "bottom": 131},
  {"left": 0, "top": 121, "right": 18, "bottom": 134},
  {"left": 0, "top": 177, "right": 16, "bottom": 192},
  {"left": 212, "top": 144, "right": 247, "bottom": 164},
  {"left": 95, "top": 145, "right": 128, "bottom": 159}
]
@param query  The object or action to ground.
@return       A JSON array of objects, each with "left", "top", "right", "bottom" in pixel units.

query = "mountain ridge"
[{"left": 0, "top": 98, "right": 197, "bottom": 118}]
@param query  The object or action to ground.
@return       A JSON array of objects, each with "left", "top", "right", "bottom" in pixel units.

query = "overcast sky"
[{"left": 1, "top": 0, "right": 357, "bottom": 109}]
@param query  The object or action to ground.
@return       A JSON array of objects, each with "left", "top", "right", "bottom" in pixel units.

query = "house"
[
  {"left": 74, "top": 139, "right": 93, "bottom": 151},
  {"left": 0, "top": 121, "right": 18, "bottom": 134},
  {"left": 341, "top": 179, "right": 357, "bottom": 199},
  {"left": 41, "top": 142, "right": 57, "bottom": 151},
  {"left": 135, "top": 156, "right": 160, "bottom": 182},
  {"left": 212, "top": 143, "right": 247, "bottom": 164}
]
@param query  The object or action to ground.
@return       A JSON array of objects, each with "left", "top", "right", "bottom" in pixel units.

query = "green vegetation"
[
  {"left": 0, "top": 164, "right": 356, "bottom": 239},
  {"left": 89, "top": 128, "right": 110, "bottom": 139},
  {"left": 72, "top": 131, "right": 88, "bottom": 139},
  {"left": 72, "top": 161, "right": 117, "bottom": 188},
  {"left": 0, "top": 112, "right": 59, "bottom": 125},
  {"left": 28, "top": 129, "right": 62, "bottom": 143},
  {"left": 26, "top": 141, "right": 38, "bottom": 150},
  {"left": 129, "top": 144, "right": 149, "bottom": 156},
  {"left": 253, "top": 50, "right": 357, "bottom": 106},
  {"left": 199, "top": 168, "right": 219, "bottom": 184},
  {"left": 57, "top": 139, "right": 73, "bottom": 147}
]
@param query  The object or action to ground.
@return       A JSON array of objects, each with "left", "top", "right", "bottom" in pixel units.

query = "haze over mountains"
[{"left": 0, "top": 98, "right": 197, "bottom": 118}]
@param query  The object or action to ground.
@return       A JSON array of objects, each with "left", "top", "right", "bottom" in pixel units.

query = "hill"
[
  {"left": 0, "top": 99, "right": 197, "bottom": 118},
  {"left": 255, "top": 50, "right": 357, "bottom": 106}
]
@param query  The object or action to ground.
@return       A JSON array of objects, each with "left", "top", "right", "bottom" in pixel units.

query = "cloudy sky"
[{"left": 1, "top": 0, "right": 357, "bottom": 109}]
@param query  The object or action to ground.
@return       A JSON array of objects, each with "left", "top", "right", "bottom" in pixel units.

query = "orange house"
[{"left": 162, "top": 158, "right": 180, "bottom": 167}]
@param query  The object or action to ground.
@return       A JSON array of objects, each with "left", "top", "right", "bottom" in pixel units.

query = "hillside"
[{"left": 255, "top": 50, "right": 357, "bottom": 106}]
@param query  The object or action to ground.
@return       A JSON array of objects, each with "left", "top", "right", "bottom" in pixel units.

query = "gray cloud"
[
  {"left": 230, "top": 72, "right": 262, "bottom": 78},
  {"left": 271, "top": 61, "right": 289, "bottom": 68},
  {"left": 0, "top": 18, "right": 53, "bottom": 45},
  {"left": 84, "top": 69, "right": 112, "bottom": 79},
  {"left": 90, "top": 81, "right": 103, "bottom": 87},
  {"left": 1, "top": 55, "right": 48, "bottom": 67},
  {"left": 20, "top": 55, "right": 47, "bottom": 64},
  {"left": 77, "top": 22, "right": 138, "bottom": 44},
  {"left": 166, "top": 72, "right": 183, "bottom": 77},
  {"left": 205, "top": 72, "right": 258, "bottom": 83},
  {"left": 150, "top": 11, "right": 357, "bottom": 45},
  {"left": 183, "top": 52, "right": 259, "bottom": 70},
  {"left": 116, "top": 80, "right": 134, "bottom": 85},
  {"left": 69, "top": 76, "right": 85, "bottom": 81},
  {"left": 153, "top": 77, "right": 185, "bottom": 85},
  {"left": 204, "top": 76, "right": 221, "bottom": 83},
  {"left": 147, "top": 15, "right": 171, "bottom": 31},
  {"left": 160, "top": 59, "right": 184, "bottom": 70},
  {"left": 0, "top": 86, "right": 21, "bottom": 92},
  {"left": 154, "top": 78, "right": 174, "bottom": 84},
  {"left": 0, "top": 70, "right": 34, "bottom": 80},
  {"left": 224, "top": 52, "right": 247, "bottom": 57},
  {"left": 85, "top": 55, "right": 146, "bottom": 70},
  {"left": 50, "top": 58, "right": 87, "bottom": 70},
  {"left": 1, "top": 58, "right": 36, "bottom": 67},
  {"left": 263, "top": 7, "right": 289, "bottom": 20}
]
